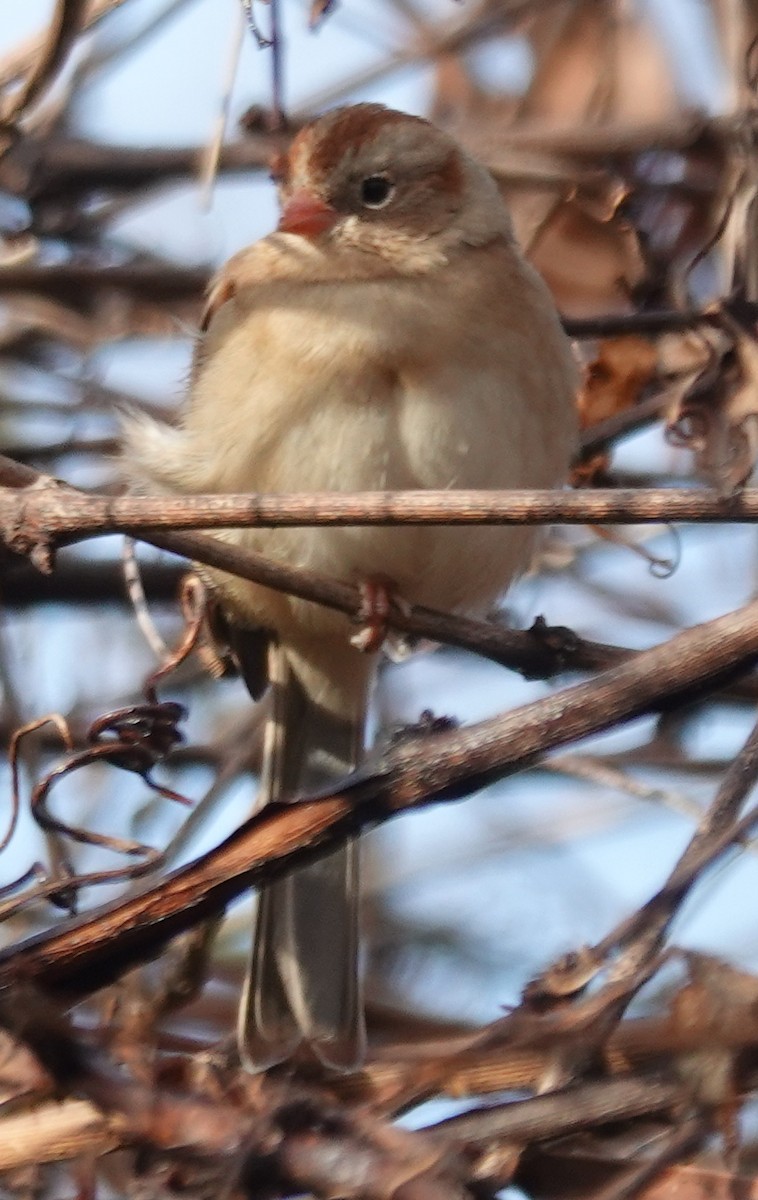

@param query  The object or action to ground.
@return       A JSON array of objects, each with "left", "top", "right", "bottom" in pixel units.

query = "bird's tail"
[{"left": 237, "top": 640, "right": 369, "bottom": 1071}]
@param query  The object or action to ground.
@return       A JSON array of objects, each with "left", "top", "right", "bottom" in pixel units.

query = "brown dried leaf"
[
  {"left": 427, "top": 10, "right": 652, "bottom": 316},
  {"left": 578, "top": 336, "right": 659, "bottom": 430},
  {"left": 525, "top": 193, "right": 646, "bottom": 316},
  {"left": 666, "top": 323, "right": 758, "bottom": 494},
  {"left": 521, "top": 0, "right": 678, "bottom": 127}
]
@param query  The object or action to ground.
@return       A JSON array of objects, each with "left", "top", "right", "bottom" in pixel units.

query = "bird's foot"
[{"left": 350, "top": 575, "right": 398, "bottom": 653}]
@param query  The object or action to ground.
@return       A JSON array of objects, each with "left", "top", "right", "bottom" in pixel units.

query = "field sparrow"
[{"left": 122, "top": 103, "right": 578, "bottom": 1071}]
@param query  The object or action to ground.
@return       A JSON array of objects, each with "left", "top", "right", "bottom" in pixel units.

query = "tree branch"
[
  {"left": 0, "top": 0, "right": 87, "bottom": 125},
  {"left": 427, "top": 1076, "right": 684, "bottom": 1147},
  {"left": 0, "top": 257, "right": 209, "bottom": 302},
  {"left": 2, "top": 480, "right": 758, "bottom": 550},
  {"left": 0, "top": 0, "right": 128, "bottom": 92},
  {"left": 0, "top": 457, "right": 632, "bottom": 679},
  {"left": 2, "top": 591, "right": 757, "bottom": 1003}
]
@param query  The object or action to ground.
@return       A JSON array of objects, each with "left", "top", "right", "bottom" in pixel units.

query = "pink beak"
[{"left": 277, "top": 190, "right": 338, "bottom": 238}]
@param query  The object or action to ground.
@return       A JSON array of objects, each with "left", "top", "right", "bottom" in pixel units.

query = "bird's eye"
[{"left": 360, "top": 175, "right": 394, "bottom": 208}]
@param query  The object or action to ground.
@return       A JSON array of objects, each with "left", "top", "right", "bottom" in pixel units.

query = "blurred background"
[{"left": 1, "top": 0, "right": 758, "bottom": 1081}]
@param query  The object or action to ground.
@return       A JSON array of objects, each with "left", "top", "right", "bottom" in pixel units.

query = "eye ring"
[{"left": 360, "top": 174, "right": 395, "bottom": 209}]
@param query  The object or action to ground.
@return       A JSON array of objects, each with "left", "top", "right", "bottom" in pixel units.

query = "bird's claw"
[{"left": 350, "top": 576, "right": 397, "bottom": 653}]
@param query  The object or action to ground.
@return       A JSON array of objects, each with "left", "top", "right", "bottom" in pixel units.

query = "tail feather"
[{"left": 237, "top": 642, "right": 367, "bottom": 1071}]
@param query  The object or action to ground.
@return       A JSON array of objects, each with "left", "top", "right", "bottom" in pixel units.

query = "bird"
[{"left": 121, "top": 102, "right": 578, "bottom": 1072}]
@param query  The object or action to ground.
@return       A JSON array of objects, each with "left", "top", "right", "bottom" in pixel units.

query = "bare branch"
[
  {"left": 0, "top": 0, "right": 88, "bottom": 124},
  {"left": 0, "top": 255, "right": 208, "bottom": 301},
  {"left": 3, "top": 479, "right": 758, "bottom": 549},
  {"left": 0, "top": 0, "right": 129, "bottom": 93},
  {"left": 2, "top": 590, "right": 757, "bottom": 1003},
  {"left": 0, "top": 459, "right": 632, "bottom": 678},
  {"left": 426, "top": 1076, "right": 684, "bottom": 1147},
  {"left": 8, "top": 135, "right": 284, "bottom": 202}
]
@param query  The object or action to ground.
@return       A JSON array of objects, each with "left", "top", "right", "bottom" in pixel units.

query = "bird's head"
[{"left": 269, "top": 104, "right": 511, "bottom": 266}]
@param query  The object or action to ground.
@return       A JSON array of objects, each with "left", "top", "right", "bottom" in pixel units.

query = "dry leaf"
[
  {"left": 526, "top": 193, "right": 646, "bottom": 316},
  {"left": 427, "top": 2, "right": 656, "bottom": 315},
  {"left": 520, "top": 0, "right": 678, "bottom": 127},
  {"left": 578, "top": 336, "right": 658, "bottom": 429},
  {"left": 573, "top": 335, "right": 658, "bottom": 484},
  {"left": 666, "top": 322, "right": 758, "bottom": 494}
]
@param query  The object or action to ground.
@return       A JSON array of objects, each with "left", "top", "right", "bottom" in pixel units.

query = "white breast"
[{"left": 124, "top": 244, "right": 577, "bottom": 637}]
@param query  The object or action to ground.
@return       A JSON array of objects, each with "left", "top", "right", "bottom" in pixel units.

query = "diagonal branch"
[
  {"left": 590, "top": 713, "right": 758, "bottom": 970},
  {"left": 0, "top": 0, "right": 129, "bottom": 93},
  {"left": 0, "top": 0, "right": 88, "bottom": 126},
  {"left": 1, "top": 590, "right": 757, "bottom": 1004},
  {"left": 143, "top": 527, "right": 627, "bottom": 678}
]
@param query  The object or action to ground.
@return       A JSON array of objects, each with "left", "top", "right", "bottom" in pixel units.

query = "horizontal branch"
[
  {"left": 13, "top": 118, "right": 729, "bottom": 204},
  {"left": 0, "top": 458, "right": 630, "bottom": 678},
  {"left": 2, "top": 484, "right": 757, "bottom": 551},
  {"left": 361, "top": 999, "right": 758, "bottom": 1102},
  {"left": 1, "top": 556, "right": 182, "bottom": 608},
  {"left": 564, "top": 297, "right": 758, "bottom": 341},
  {"left": 12, "top": 136, "right": 285, "bottom": 202},
  {"left": 2, "top": 591, "right": 757, "bottom": 1002},
  {"left": 0, "top": 259, "right": 208, "bottom": 301},
  {"left": 563, "top": 309, "right": 721, "bottom": 338},
  {"left": 487, "top": 111, "right": 742, "bottom": 158}
]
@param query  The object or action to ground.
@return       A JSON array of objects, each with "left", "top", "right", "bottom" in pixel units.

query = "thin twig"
[
  {"left": 121, "top": 537, "right": 171, "bottom": 661},
  {"left": 268, "top": 0, "right": 286, "bottom": 129},
  {"left": 577, "top": 394, "right": 668, "bottom": 459},
  {"left": 0, "top": 0, "right": 87, "bottom": 123},
  {"left": 592, "top": 712, "right": 758, "bottom": 968},
  {"left": 1, "top": 591, "right": 758, "bottom": 1002},
  {"left": 0, "top": 0, "right": 129, "bottom": 93},
  {"left": 199, "top": 4, "right": 246, "bottom": 206}
]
